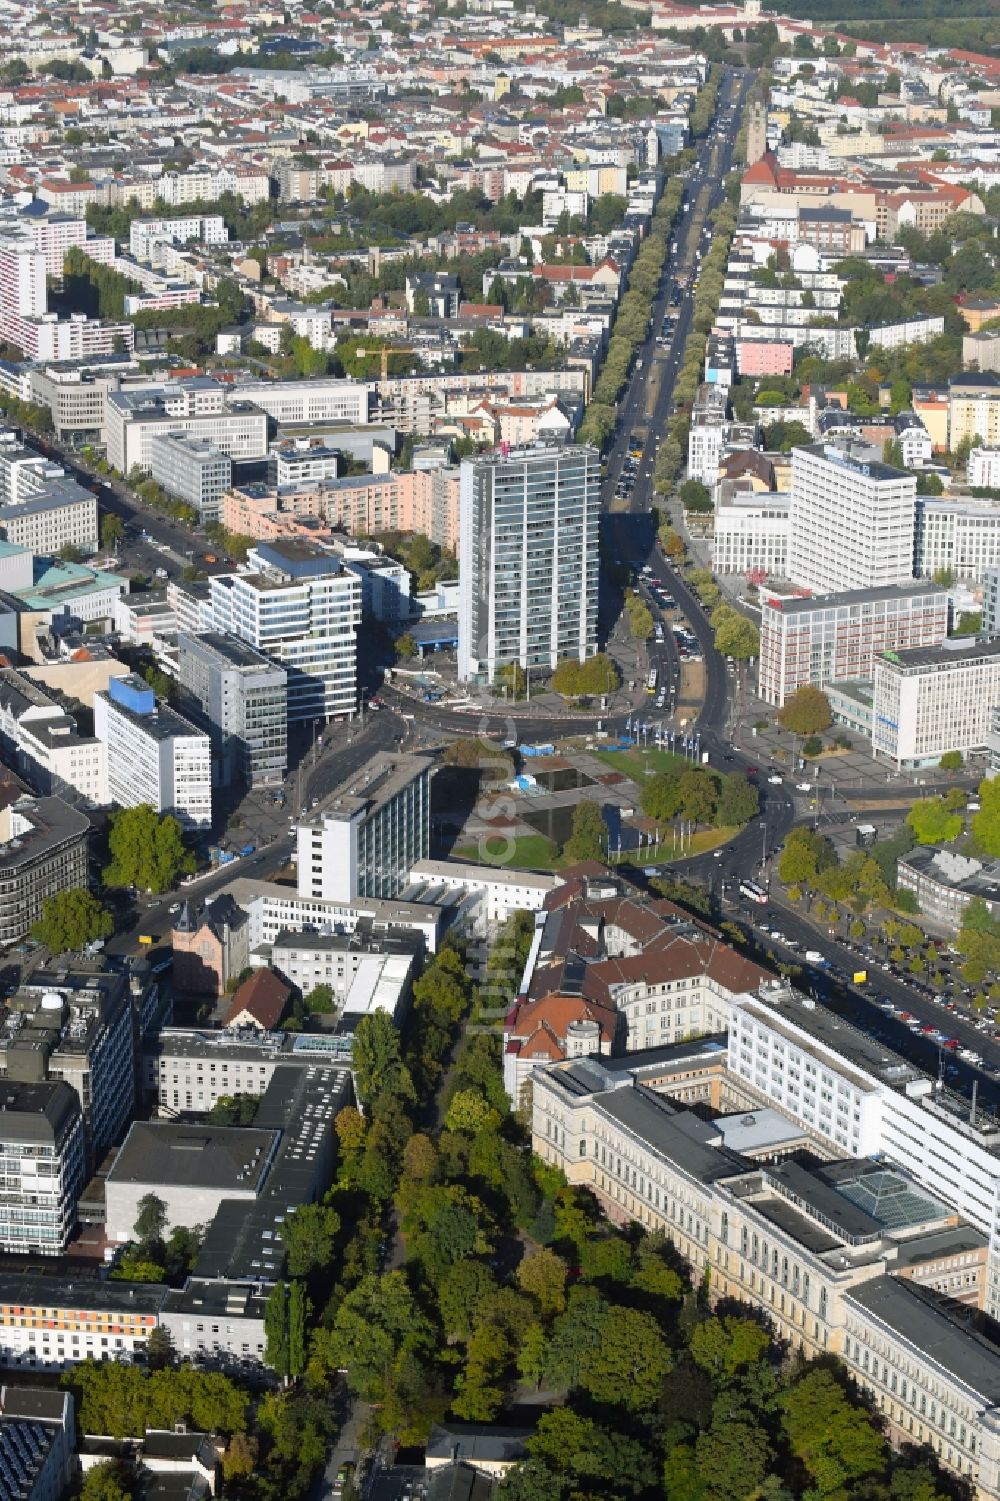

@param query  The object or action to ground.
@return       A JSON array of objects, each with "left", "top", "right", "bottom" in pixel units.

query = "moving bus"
[
  {"left": 739, "top": 879, "right": 768, "bottom": 905},
  {"left": 647, "top": 668, "right": 658, "bottom": 694}
]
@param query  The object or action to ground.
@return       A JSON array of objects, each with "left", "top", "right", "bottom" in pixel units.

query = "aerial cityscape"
[{"left": 7, "top": 0, "right": 1000, "bottom": 1499}]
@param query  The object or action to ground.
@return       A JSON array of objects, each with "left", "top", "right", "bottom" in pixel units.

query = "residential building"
[
  {"left": 296, "top": 752, "right": 432, "bottom": 903},
  {"left": 0, "top": 1082, "right": 84, "bottom": 1256},
  {"left": 147, "top": 433, "right": 232, "bottom": 523},
  {"left": 228, "top": 377, "right": 373, "bottom": 428},
  {"left": 788, "top": 442, "right": 917, "bottom": 594},
  {"left": 0, "top": 965, "right": 136, "bottom": 1167},
  {"left": 176, "top": 631, "right": 287, "bottom": 790},
  {"left": 949, "top": 373, "right": 1000, "bottom": 451},
  {"left": 223, "top": 969, "right": 292, "bottom": 1031},
  {"left": 210, "top": 541, "right": 361, "bottom": 722},
  {"left": 458, "top": 444, "right": 600, "bottom": 683},
  {"left": 871, "top": 639, "right": 1000, "bottom": 767},
  {"left": 0, "top": 796, "right": 89, "bottom": 945},
  {"left": 129, "top": 215, "right": 227, "bottom": 260},
  {"left": 964, "top": 330, "right": 1000, "bottom": 374},
  {"left": 758, "top": 584, "right": 949, "bottom": 707},
  {"left": 94, "top": 674, "right": 212, "bottom": 829}
]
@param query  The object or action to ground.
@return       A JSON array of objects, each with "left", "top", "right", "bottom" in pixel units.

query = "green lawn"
[
  {"left": 453, "top": 833, "right": 563, "bottom": 870},
  {"left": 595, "top": 747, "right": 692, "bottom": 779},
  {"left": 628, "top": 825, "right": 737, "bottom": 864}
]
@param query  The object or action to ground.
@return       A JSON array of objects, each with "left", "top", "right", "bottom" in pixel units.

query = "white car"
[
  {"left": 796, "top": 782, "right": 813, "bottom": 792},
  {"left": 767, "top": 775, "right": 782, "bottom": 785}
]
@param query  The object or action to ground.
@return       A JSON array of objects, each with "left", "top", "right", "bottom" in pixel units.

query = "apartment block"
[
  {"left": 758, "top": 584, "right": 949, "bottom": 707},
  {"left": 296, "top": 752, "right": 432, "bottom": 903},
  {"left": 458, "top": 444, "right": 600, "bottom": 684},
  {"left": 949, "top": 373, "right": 1000, "bottom": 451},
  {"left": 210, "top": 541, "right": 361, "bottom": 722},
  {"left": 176, "top": 631, "right": 287, "bottom": 790},
  {"left": 94, "top": 674, "right": 211, "bottom": 829},
  {"left": 872, "top": 639, "right": 1000, "bottom": 767},
  {"left": 788, "top": 442, "right": 917, "bottom": 594},
  {"left": 0, "top": 796, "right": 90, "bottom": 945},
  {"left": 147, "top": 432, "right": 232, "bottom": 522}
]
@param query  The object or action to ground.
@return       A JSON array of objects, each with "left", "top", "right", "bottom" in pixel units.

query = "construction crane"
[{"left": 358, "top": 345, "right": 421, "bottom": 380}]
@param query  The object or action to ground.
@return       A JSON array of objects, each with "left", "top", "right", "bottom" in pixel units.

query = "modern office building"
[
  {"left": 0, "top": 1275, "right": 166, "bottom": 1368},
  {"left": 758, "top": 584, "right": 949, "bottom": 706},
  {"left": 176, "top": 631, "right": 287, "bottom": 790},
  {"left": 147, "top": 432, "right": 232, "bottom": 522},
  {"left": 94, "top": 674, "right": 211, "bottom": 828},
  {"left": 0, "top": 1081, "right": 85, "bottom": 1255},
  {"left": 296, "top": 752, "right": 432, "bottom": 902},
  {"left": 871, "top": 638, "right": 1000, "bottom": 767},
  {"left": 457, "top": 444, "right": 600, "bottom": 683},
  {"left": 0, "top": 796, "right": 90, "bottom": 945},
  {"left": 986, "top": 567, "right": 1000, "bottom": 638},
  {"left": 788, "top": 442, "right": 917, "bottom": 594},
  {"left": 105, "top": 379, "right": 268, "bottom": 475},
  {"left": 210, "top": 541, "right": 361, "bottom": 722},
  {"left": 915, "top": 496, "right": 1000, "bottom": 585},
  {"left": 0, "top": 964, "right": 136, "bottom": 1167},
  {"left": 0, "top": 479, "right": 99, "bottom": 557},
  {"left": 0, "top": 665, "right": 105, "bottom": 804}
]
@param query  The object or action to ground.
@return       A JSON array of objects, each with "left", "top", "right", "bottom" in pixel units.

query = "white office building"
[
  {"left": 210, "top": 541, "right": 361, "bottom": 722},
  {"left": 758, "top": 583, "right": 949, "bottom": 706},
  {"left": 296, "top": 752, "right": 432, "bottom": 903},
  {"left": 458, "top": 444, "right": 600, "bottom": 683},
  {"left": 788, "top": 441, "right": 917, "bottom": 594},
  {"left": 176, "top": 631, "right": 287, "bottom": 790},
  {"left": 94, "top": 674, "right": 211, "bottom": 828},
  {"left": 872, "top": 638, "right": 1000, "bottom": 768},
  {"left": 915, "top": 496, "right": 1000, "bottom": 584},
  {"left": 106, "top": 379, "right": 268, "bottom": 475},
  {"left": 147, "top": 433, "right": 232, "bottom": 522},
  {"left": 712, "top": 490, "right": 790, "bottom": 576},
  {"left": 228, "top": 377, "right": 373, "bottom": 427}
]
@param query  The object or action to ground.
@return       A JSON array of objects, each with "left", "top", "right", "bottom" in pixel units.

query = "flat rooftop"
[
  {"left": 738, "top": 987, "right": 919, "bottom": 1093},
  {"left": 848, "top": 1276, "right": 1000, "bottom": 1401},
  {"left": 305, "top": 751, "right": 432, "bottom": 825},
  {"left": 108, "top": 1122, "right": 277, "bottom": 1192},
  {"left": 762, "top": 582, "right": 946, "bottom": 615},
  {"left": 0, "top": 1273, "right": 167, "bottom": 1313},
  {"left": 877, "top": 638, "right": 1000, "bottom": 673}
]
